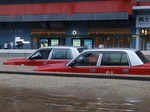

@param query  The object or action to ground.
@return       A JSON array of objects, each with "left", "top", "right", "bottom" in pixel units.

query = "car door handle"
[
  {"left": 43, "top": 62, "right": 47, "bottom": 65},
  {"left": 122, "top": 69, "right": 129, "bottom": 72},
  {"left": 90, "top": 69, "right": 96, "bottom": 72}
]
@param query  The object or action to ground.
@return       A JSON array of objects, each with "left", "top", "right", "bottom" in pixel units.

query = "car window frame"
[{"left": 99, "top": 51, "right": 131, "bottom": 67}]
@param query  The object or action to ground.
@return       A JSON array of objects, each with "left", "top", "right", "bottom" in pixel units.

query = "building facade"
[{"left": 0, "top": 0, "right": 149, "bottom": 49}]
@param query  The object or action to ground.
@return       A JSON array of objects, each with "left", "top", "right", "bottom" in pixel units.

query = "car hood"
[
  {"left": 34, "top": 63, "right": 67, "bottom": 72},
  {"left": 3, "top": 58, "right": 27, "bottom": 64}
]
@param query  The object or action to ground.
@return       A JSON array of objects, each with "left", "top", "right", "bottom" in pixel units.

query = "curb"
[{"left": 0, "top": 70, "right": 150, "bottom": 81}]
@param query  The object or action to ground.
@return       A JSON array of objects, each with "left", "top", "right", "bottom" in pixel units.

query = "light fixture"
[
  {"left": 72, "top": 30, "right": 77, "bottom": 36},
  {"left": 141, "top": 28, "right": 148, "bottom": 36}
]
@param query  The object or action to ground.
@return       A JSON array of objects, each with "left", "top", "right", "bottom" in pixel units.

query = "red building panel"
[
  {"left": 0, "top": 0, "right": 148, "bottom": 16},
  {"left": 0, "top": 0, "right": 133, "bottom": 16}
]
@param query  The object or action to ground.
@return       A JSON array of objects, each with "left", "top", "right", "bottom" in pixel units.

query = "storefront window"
[
  {"left": 84, "top": 40, "right": 93, "bottom": 48},
  {"left": 73, "top": 39, "right": 81, "bottom": 47},
  {"left": 40, "top": 39, "right": 48, "bottom": 48},
  {"left": 51, "top": 39, "right": 59, "bottom": 46},
  {"left": 140, "top": 28, "right": 150, "bottom": 50}
]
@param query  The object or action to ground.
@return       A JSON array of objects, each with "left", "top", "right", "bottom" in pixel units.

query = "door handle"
[
  {"left": 43, "top": 62, "right": 47, "bottom": 65},
  {"left": 90, "top": 69, "right": 96, "bottom": 72},
  {"left": 122, "top": 69, "right": 129, "bottom": 72}
]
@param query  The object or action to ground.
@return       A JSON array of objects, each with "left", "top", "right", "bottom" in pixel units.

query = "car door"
[
  {"left": 49, "top": 48, "right": 73, "bottom": 64},
  {"left": 99, "top": 52, "right": 131, "bottom": 75},
  {"left": 67, "top": 51, "right": 101, "bottom": 73},
  {"left": 25, "top": 49, "right": 51, "bottom": 66}
]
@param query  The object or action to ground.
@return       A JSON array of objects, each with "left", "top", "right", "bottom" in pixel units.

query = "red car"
[
  {"left": 35, "top": 48, "right": 150, "bottom": 75},
  {"left": 3, "top": 46, "right": 79, "bottom": 66}
]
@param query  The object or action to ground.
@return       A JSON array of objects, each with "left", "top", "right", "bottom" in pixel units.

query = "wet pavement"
[
  {"left": 0, "top": 57, "right": 150, "bottom": 112},
  {"left": 0, "top": 73, "right": 150, "bottom": 112}
]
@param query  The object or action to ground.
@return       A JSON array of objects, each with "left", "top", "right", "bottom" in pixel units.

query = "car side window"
[
  {"left": 101, "top": 52, "right": 129, "bottom": 66},
  {"left": 120, "top": 53, "right": 129, "bottom": 66},
  {"left": 31, "top": 49, "right": 51, "bottom": 59},
  {"left": 40, "top": 49, "right": 51, "bottom": 59},
  {"left": 51, "top": 48, "right": 73, "bottom": 59},
  {"left": 73, "top": 52, "right": 100, "bottom": 66}
]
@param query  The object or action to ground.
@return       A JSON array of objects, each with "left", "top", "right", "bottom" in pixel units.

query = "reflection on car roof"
[
  {"left": 39, "top": 46, "right": 78, "bottom": 49},
  {"left": 82, "top": 48, "right": 138, "bottom": 53}
]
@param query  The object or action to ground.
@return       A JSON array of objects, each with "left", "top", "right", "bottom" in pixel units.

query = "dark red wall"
[{"left": 0, "top": 0, "right": 148, "bottom": 16}]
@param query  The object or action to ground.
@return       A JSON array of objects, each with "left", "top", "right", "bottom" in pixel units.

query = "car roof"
[
  {"left": 38, "top": 46, "right": 78, "bottom": 50},
  {"left": 82, "top": 48, "right": 139, "bottom": 53}
]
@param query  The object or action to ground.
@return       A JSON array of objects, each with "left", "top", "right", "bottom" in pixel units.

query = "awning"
[{"left": 0, "top": 12, "right": 128, "bottom": 22}]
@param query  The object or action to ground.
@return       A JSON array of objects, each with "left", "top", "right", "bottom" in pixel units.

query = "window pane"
[
  {"left": 73, "top": 39, "right": 81, "bottom": 47},
  {"left": 136, "top": 51, "right": 149, "bottom": 63},
  {"left": 121, "top": 54, "right": 129, "bottom": 66},
  {"left": 101, "top": 52, "right": 129, "bottom": 66},
  {"left": 40, "top": 49, "right": 51, "bottom": 59},
  {"left": 51, "top": 49, "right": 73, "bottom": 59},
  {"left": 110, "top": 53, "right": 121, "bottom": 65},
  {"left": 74, "top": 52, "right": 99, "bottom": 66},
  {"left": 101, "top": 53, "right": 109, "bottom": 65},
  {"left": 51, "top": 39, "right": 59, "bottom": 46}
]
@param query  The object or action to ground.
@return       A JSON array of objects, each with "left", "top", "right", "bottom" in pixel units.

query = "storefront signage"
[{"left": 136, "top": 15, "right": 150, "bottom": 28}]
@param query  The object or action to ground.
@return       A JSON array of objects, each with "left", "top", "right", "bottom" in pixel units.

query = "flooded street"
[{"left": 0, "top": 74, "right": 150, "bottom": 112}]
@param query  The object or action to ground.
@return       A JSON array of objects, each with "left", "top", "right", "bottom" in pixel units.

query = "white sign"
[
  {"left": 15, "top": 37, "right": 30, "bottom": 45},
  {"left": 136, "top": 15, "right": 150, "bottom": 28}
]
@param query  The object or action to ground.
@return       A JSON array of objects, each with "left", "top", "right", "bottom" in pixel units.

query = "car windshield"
[{"left": 136, "top": 51, "right": 149, "bottom": 63}]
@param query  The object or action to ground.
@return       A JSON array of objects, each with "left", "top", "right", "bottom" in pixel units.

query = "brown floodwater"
[{"left": 0, "top": 86, "right": 149, "bottom": 112}]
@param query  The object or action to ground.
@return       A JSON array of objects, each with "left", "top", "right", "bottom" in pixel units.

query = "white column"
[{"left": 135, "top": 28, "right": 141, "bottom": 49}]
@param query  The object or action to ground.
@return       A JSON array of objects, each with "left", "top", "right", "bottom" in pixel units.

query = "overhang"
[{"left": 0, "top": 12, "right": 128, "bottom": 22}]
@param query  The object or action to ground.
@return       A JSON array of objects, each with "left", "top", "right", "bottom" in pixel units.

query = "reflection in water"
[{"left": 125, "top": 98, "right": 143, "bottom": 103}]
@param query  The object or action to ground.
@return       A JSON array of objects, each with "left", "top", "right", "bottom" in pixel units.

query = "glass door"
[
  {"left": 84, "top": 39, "right": 93, "bottom": 48},
  {"left": 51, "top": 39, "right": 59, "bottom": 46},
  {"left": 73, "top": 39, "right": 81, "bottom": 47}
]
